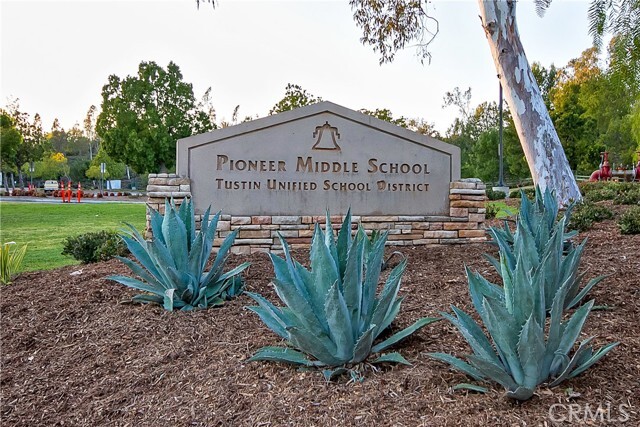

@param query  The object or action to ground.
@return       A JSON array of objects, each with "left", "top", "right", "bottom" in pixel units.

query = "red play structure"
[{"left": 589, "top": 151, "right": 640, "bottom": 182}]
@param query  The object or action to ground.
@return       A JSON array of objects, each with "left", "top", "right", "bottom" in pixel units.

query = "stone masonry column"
[{"left": 145, "top": 173, "right": 191, "bottom": 238}]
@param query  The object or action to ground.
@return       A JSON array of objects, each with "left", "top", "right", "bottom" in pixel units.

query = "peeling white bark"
[{"left": 477, "top": 0, "right": 581, "bottom": 205}]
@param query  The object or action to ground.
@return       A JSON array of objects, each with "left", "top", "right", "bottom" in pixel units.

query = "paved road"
[{"left": 0, "top": 196, "right": 146, "bottom": 204}]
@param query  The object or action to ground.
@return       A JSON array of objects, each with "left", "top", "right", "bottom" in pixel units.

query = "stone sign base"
[{"left": 146, "top": 174, "right": 486, "bottom": 254}]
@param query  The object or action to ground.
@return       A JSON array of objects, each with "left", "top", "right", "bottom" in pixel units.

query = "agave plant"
[
  {"left": 430, "top": 220, "right": 618, "bottom": 400},
  {"left": 0, "top": 242, "right": 27, "bottom": 285},
  {"left": 246, "top": 212, "right": 438, "bottom": 379},
  {"left": 109, "top": 199, "right": 249, "bottom": 311},
  {"left": 485, "top": 186, "right": 603, "bottom": 311},
  {"left": 487, "top": 186, "right": 576, "bottom": 255}
]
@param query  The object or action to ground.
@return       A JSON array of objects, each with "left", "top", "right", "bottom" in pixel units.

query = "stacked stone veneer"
[{"left": 146, "top": 174, "right": 486, "bottom": 254}]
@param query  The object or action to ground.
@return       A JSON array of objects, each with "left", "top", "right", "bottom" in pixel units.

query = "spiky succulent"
[
  {"left": 246, "top": 212, "right": 438, "bottom": 379},
  {"left": 486, "top": 186, "right": 602, "bottom": 311},
  {"left": 430, "top": 204, "right": 618, "bottom": 400},
  {"left": 109, "top": 199, "right": 249, "bottom": 311},
  {"left": 487, "top": 186, "right": 573, "bottom": 250}
]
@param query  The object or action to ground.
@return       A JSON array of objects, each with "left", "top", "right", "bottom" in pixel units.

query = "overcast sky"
[{"left": 1, "top": 0, "right": 593, "bottom": 134}]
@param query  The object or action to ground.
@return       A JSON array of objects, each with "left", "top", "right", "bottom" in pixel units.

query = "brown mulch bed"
[{"left": 2, "top": 215, "right": 639, "bottom": 426}]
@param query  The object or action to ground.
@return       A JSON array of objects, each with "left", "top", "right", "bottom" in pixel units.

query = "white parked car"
[{"left": 43, "top": 180, "right": 59, "bottom": 192}]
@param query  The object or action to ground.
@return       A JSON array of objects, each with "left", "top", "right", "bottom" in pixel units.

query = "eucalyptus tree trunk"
[{"left": 477, "top": 0, "right": 581, "bottom": 205}]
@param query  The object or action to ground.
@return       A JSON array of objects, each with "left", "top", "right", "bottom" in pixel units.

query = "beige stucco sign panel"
[{"left": 177, "top": 102, "right": 460, "bottom": 216}]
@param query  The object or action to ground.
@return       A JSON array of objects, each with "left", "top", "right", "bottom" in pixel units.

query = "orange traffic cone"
[{"left": 77, "top": 182, "right": 82, "bottom": 203}]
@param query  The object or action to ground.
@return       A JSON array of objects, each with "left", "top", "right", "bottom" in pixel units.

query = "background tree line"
[{"left": 2, "top": 41, "right": 638, "bottom": 191}]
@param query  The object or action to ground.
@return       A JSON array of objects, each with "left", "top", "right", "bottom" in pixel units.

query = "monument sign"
[{"left": 177, "top": 102, "right": 460, "bottom": 216}]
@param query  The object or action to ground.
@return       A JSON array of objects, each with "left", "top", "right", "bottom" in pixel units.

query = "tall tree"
[
  {"left": 349, "top": 0, "right": 581, "bottom": 203},
  {"left": 269, "top": 83, "right": 322, "bottom": 115},
  {"left": 0, "top": 112, "right": 22, "bottom": 190},
  {"left": 96, "top": 61, "right": 213, "bottom": 173},
  {"left": 4, "top": 100, "right": 46, "bottom": 189},
  {"left": 84, "top": 105, "right": 99, "bottom": 160}
]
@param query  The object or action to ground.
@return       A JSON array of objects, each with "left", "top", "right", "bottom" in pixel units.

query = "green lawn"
[
  {"left": 0, "top": 202, "right": 146, "bottom": 272},
  {"left": 487, "top": 200, "right": 519, "bottom": 219}
]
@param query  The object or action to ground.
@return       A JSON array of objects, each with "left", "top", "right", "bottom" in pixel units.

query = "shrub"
[
  {"left": 618, "top": 206, "right": 640, "bottom": 234},
  {"left": 485, "top": 203, "right": 500, "bottom": 220},
  {"left": 581, "top": 181, "right": 639, "bottom": 203},
  {"left": 486, "top": 187, "right": 506, "bottom": 201},
  {"left": 62, "top": 230, "right": 127, "bottom": 263},
  {"left": 109, "top": 199, "right": 249, "bottom": 311},
  {"left": 613, "top": 188, "right": 640, "bottom": 205},
  {"left": 568, "top": 201, "right": 614, "bottom": 232},
  {"left": 430, "top": 198, "right": 618, "bottom": 400},
  {"left": 509, "top": 187, "right": 535, "bottom": 199},
  {"left": 0, "top": 242, "right": 28, "bottom": 284},
  {"left": 246, "top": 211, "right": 439, "bottom": 380}
]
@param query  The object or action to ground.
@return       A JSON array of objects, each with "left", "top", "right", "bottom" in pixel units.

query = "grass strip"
[{"left": 0, "top": 202, "right": 146, "bottom": 272}]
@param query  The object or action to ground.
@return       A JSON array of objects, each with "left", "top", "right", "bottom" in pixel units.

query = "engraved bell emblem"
[{"left": 312, "top": 121, "right": 341, "bottom": 151}]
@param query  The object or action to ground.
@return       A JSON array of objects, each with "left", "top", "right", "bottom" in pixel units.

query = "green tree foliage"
[
  {"left": 269, "top": 83, "right": 322, "bottom": 115},
  {"left": 531, "top": 62, "right": 559, "bottom": 109},
  {"left": 85, "top": 147, "right": 126, "bottom": 180},
  {"left": 2, "top": 100, "right": 46, "bottom": 188},
  {"left": 35, "top": 152, "right": 69, "bottom": 180},
  {"left": 440, "top": 87, "right": 529, "bottom": 183},
  {"left": 548, "top": 47, "right": 639, "bottom": 173},
  {"left": 0, "top": 112, "right": 22, "bottom": 188},
  {"left": 69, "top": 159, "right": 91, "bottom": 183},
  {"left": 359, "top": 108, "right": 408, "bottom": 127},
  {"left": 632, "top": 101, "right": 640, "bottom": 152},
  {"left": 96, "top": 61, "right": 213, "bottom": 173},
  {"left": 585, "top": 0, "right": 639, "bottom": 90},
  {"left": 405, "top": 117, "right": 441, "bottom": 138}
]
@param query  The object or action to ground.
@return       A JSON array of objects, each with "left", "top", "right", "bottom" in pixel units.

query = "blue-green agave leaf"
[
  {"left": 162, "top": 201, "right": 188, "bottom": 269},
  {"left": 322, "top": 367, "right": 349, "bottom": 381},
  {"left": 567, "top": 342, "right": 618, "bottom": 379},
  {"left": 342, "top": 231, "right": 365, "bottom": 339},
  {"left": 352, "top": 325, "right": 376, "bottom": 364},
  {"left": 483, "top": 297, "right": 524, "bottom": 385},
  {"left": 248, "top": 346, "right": 319, "bottom": 366},
  {"left": 324, "top": 281, "right": 354, "bottom": 361},
  {"left": 566, "top": 275, "right": 608, "bottom": 310},
  {"left": 371, "top": 317, "right": 439, "bottom": 353},
  {"left": 360, "top": 229, "right": 387, "bottom": 327},
  {"left": 452, "top": 383, "right": 489, "bottom": 393},
  {"left": 108, "top": 275, "right": 165, "bottom": 296},
  {"left": 273, "top": 278, "right": 329, "bottom": 341},
  {"left": 371, "top": 352, "right": 411, "bottom": 365},
  {"left": 336, "top": 208, "right": 352, "bottom": 277},
  {"left": 443, "top": 307, "right": 500, "bottom": 365},
  {"left": 428, "top": 353, "right": 485, "bottom": 381},
  {"left": 375, "top": 297, "right": 403, "bottom": 335},
  {"left": 371, "top": 259, "right": 406, "bottom": 338},
  {"left": 467, "top": 354, "right": 519, "bottom": 392},
  {"left": 555, "top": 299, "right": 594, "bottom": 354},
  {"left": 517, "top": 315, "right": 546, "bottom": 390},
  {"left": 287, "top": 326, "right": 341, "bottom": 366},
  {"left": 505, "top": 386, "right": 535, "bottom": 401},
  {"left": 163, "top": 288, "right": 176, "bottom": 311}
]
